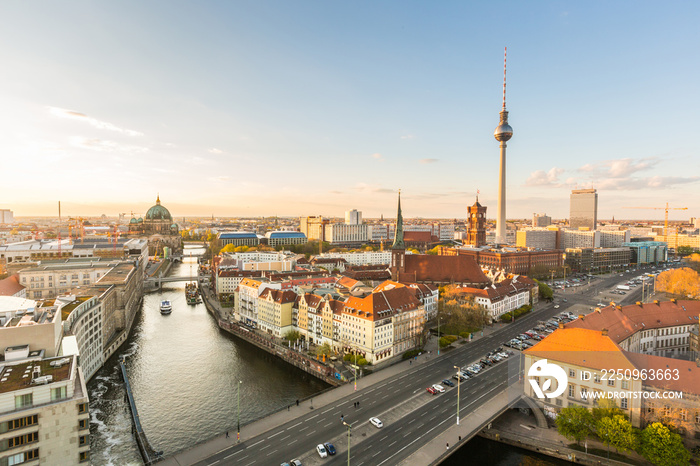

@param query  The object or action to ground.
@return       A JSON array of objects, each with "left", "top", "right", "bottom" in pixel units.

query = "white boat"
[{"left": 160, "top": 300, "right": 172, "bottom": 315}]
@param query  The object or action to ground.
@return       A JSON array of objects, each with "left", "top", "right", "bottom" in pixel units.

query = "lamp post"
[
  {"left": 454, "top": 365, "right": 461, "bottom": 425},
  {"left": 236, "top": 380, "right": 242, "bottom": 442},
  {"left": 354, "top": 350, "right": 357, "bottom": 391},
  {"left": 342, "top": 421, "right": 352, "bottom": 466},
  {"left": 437, "top": 316, "right": 441, "bottom": 356}
]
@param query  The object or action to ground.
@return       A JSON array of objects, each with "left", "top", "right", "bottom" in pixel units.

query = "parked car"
[
  {"left": 432, "top": 384, "right": 446, "bottom": 393},
  {"left": 442, "top": 379, "right": 455, "bottom": 387},
  {"left": 290, "top": 460, "right": 302, "bottom": 466},
  {"left": 324, "top": 443, "right": 336, "bottom": 456},
  {"left": 370, "top": 417, "right": 383, "bottom": 428},
  {"left": 426, "top": 386, "right": 437, "bottom": 395},
  {"left": 317, "top": 444, "right": 328, "bottom": 458}
]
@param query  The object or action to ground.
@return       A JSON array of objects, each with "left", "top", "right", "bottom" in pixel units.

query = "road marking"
[
  {"left": 388, "top": 441, "right": 397, "bottom": 448},
  {"left": 323, "top": 422, "right": 333, "bottom": 428},
  {"left": 307, "top": 414, "right": 318, "bottom": 421},
  {"left": 322, "top": 408, "right": 334, "bottom": 414},
  {"left": 380, "top": 435, "right": 388, "bottom": 441},
  {"left": 223, "top": 451, "right": 243, "bottom": 460},
  {"left": 299, "top": 426, "right": 309, "bottom": 432},
  {"left": 267, "top": 431, "right": 282, "bottom": 439},
  {"left": 395, "top": 426, "right": 402, "bottom": 431},
  {"left": 373, "top": 450, "right": 382, "bottom": 457},
  {"left": 408, "top": 418, "right": 416, "bottom": 424},
  {"left": 266, "top": 449, "right": 277, "bottom": 456},
  {"left": 248, "top": 440, "right": 263, "bottom": 448},
  {"left": 279, "top": 435, "right": 290, "bottom": 442},
  {"left": 287, "top": 422, "right": 302, "bottom": 430}
]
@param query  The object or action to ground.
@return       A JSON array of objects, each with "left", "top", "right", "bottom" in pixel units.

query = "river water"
[
  {"left": 88, "top": 248, "right": 566, "bottom": 465},
  {"left": 88, "top": 250, "right": 328, "bottom": 465}
]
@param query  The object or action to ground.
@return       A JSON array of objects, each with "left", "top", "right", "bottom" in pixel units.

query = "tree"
[
  {"left": 676, "top": 246, "right": 698, "bottom": 257},
  {"left": 685, "top": 253, "right": 700, "bottom": 272},
  {"left": 535, "top": 280, "right": 553, "bottom": 301},
  {"left": 639, "top": 422, "right": 691, "bottom": 466},
  {"left": 219, "top": 244, "right": 237, "bottom": 254},
  {"left": 656, "top": 268, "right": 700, "bottom": 299},
  {"left": 556, "top": 405, "right": 594, "bottom": 445},
  {"left": 315, "top": 343, "right": 332, "bottom": 357},
  {"left": 597, "top": 415, "right": 637, "bottom": 455},
  {"left": 592, "top": 398, "right": 625, "bottom": 423},
  {"left": 283, "top": 330, "right": 301, "bottom": 342},
  {"left": 427, "top": 246, "right": 440, "bottom": 255}
]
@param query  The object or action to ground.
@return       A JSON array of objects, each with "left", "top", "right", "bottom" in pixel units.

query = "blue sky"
[{"left": 0, "top": 1, "right": 698, "bottom": 221}]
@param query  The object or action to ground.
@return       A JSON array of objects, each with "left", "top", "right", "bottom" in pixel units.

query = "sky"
[{"left": 0, "top": 1, "right": 698, "bottom": 221}]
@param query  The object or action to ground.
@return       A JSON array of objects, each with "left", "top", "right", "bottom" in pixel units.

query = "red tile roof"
[
  {"left": 565, "top": 300, "right": 700, "bottom": 343},
  {"left": 343, "top": 286, "right": 420, "bottom": 321},
  {"left": 0, "top": 274, "right": 24, "bottom": 296},
  {"left": 623, "top": 351, "right": 700, "bottom": 396},
  {"left": 401, "top": 254, "right": 489, "bottom": 285}
]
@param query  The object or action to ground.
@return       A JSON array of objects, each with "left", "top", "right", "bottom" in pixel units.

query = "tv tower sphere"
[{"left": 494, "top": 118, "right": 513, "bottom": 142}]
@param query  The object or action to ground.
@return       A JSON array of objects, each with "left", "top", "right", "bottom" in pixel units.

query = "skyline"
[{"left": 0, "top": 2, "right": 698, "bottom": 221}]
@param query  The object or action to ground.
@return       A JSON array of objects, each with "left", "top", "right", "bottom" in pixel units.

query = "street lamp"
[
  {"left": 236, "top": 380, "right": 242, "bottom": 442},
  {"left": 437, "top": 316, "right": 441, "bottom": 356},
  {"left": 453, "top": 365, "right": 461, "bottom": 425},
  {"left": 342, "top": 421, "right": 352, "bottom": 466}
]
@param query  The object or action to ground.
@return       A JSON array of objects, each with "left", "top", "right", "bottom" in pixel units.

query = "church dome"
[
  {"left": 145, "top": 195, "right": 172, "bottom": 221},
  {"left": 129, "top": 218, "right": 138, "bottom": 224}
]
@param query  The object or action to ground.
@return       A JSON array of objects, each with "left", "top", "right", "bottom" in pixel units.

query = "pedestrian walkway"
[{"left": 159, "top": 311, "right": 510, "bottom": 465}]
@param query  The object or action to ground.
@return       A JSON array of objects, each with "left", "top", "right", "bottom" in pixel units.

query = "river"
[{"left": 88, "top": 248, "right": 567, "bottom": 465}]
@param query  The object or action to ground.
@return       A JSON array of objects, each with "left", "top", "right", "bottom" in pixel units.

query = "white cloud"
[
  {"left": 48, "top": 107, "right": 143, "bottom": 136},
  {"left": 208, "top": 148, "right": 224, "bottom": 154},
  {"left": 525, "top": 167, "right": 565, "bottom": 186},
  {"left": 72, "top": 137, "right": 149, "bottom": 154},
  {"left": 401, "top": 134, "right": 415, "bottom": 140}
]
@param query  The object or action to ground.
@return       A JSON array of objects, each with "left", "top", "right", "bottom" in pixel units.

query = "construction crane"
[{"left": 623, "top": 203, "right": 688, "bottom": 237}]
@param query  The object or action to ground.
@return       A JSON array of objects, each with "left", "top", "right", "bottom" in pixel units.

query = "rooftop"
[{"left": 0, "top": 356, "right": 73, "bottom": 394}]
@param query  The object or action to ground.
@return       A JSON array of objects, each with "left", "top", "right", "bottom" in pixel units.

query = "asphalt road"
[{"left": 194, "top": 269, "right": 664, "bottom": 465}]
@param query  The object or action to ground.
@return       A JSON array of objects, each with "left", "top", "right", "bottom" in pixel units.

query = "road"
[{"left": 193, "top": 269, "right": 661, "bottom": 465}]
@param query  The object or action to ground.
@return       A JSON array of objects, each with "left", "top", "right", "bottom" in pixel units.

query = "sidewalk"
[{"left": 160, "top": 314, "right": 505, "bottom": 465}]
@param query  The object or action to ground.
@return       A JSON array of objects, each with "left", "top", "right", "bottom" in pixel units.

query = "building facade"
[{"left": 570, "top": 189, "right": 598, "bottom": 230}]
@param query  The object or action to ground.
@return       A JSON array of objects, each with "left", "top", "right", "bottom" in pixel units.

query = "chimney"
[
  {"left": 636, "top": 301, "right": 642, "bottom": 306},
  {"left": 601, "top": 328, "right": 608, "bottom": 336},
  {"left": 671, "top": 298, "right": 677, "bottom": 304},
  {"left": 558, "top": 322, "right": 564, "bottom": 329}
]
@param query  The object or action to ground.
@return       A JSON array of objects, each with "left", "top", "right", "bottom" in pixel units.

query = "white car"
[
  {"left": 316, "top": 444, "right": 327, "bottom": 458},
  {"left": 369, "top": 417, "right": 383, "bottom": 428},
  {"left": 432, "top": 384, "right": 445, "bottom": 393}
]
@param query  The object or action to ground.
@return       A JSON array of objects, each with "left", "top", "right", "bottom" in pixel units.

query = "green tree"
[
  {"left": 556, "top": 405, "right": 594, "bottom": 445},
  {"left": 315, "top": 342, "right": 332, "bottom": 357},
  {"left": 639, "top": 422, "right": 691, "bottom": 466},
  {"left": 592, "top": 398, "right": 625, "bottom": 423},
  {"left": 535, "top": 280, "right": 553, "bottom": 301},
  {"left": 427, "top": 246, "right": 441, "bottom": 255},
  {"left": 676, "top": 246, "right": 697, "bottom": 257},
  {"left": 283, "top": 330, "right": 301, "bottom": 342},
  {"left": 597, "top": 414, "right": 636, "bottom": 456},
  {"left": 219, "top": 244, "right": 236, "bottom": 254}
]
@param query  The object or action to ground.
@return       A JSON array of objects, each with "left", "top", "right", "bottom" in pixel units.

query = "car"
[
  {"left": 370, "top": 417, "right": 383, "bottom": 428},
  {"left": 281, "top": 463, "right": 291, "bottom": 466},
  {"left": 324, "top": 443, "right": 336, "bottom": 456},
  {"left": 291, "top": 460, "right": 302, "bottom": 466},
  {"left": 554, "top": 304, "right": 560, "bottom": 309},
  {"left": 317, "top": 444, "right": 328, "bottom": 458},
  {"left": 426, "top": 386, "right": 437, "bottom": 394},
  {"left": 442, "top": 379, "right": 455, "bottom": 387},
  {"left": 432, "top": 384, "right": 446, "bottom": 393}
]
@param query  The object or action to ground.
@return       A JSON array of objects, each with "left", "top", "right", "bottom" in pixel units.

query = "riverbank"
[
  {"left": 199, "top": 283, "right": 343, "bottom": 386},
  {"left": 478, "top": 409, "right": 649, "bottom": 465}
]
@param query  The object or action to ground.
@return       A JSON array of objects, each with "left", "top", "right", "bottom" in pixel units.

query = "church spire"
[
  {"left": 391, "top": 190, "right": 405, "bottom": 250},
  {"left": 156, "top": 193, "right": 161, "bottom": 205}
]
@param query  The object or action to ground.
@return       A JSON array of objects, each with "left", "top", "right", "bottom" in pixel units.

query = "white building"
[
  {"left": 345, "top": 209, "right": 362, "bottom": 225},
  {"left": 61, "top": 295, "right": 104, "bottom": 381},
  {"left": 560, "top": 229, "right": 600, "bottom": 249},
  {"left": 235, "top": 278, "right": 281, "bottom": 326},
  {"left": 599, "top": 229, "right": 631, "bottom": 248},
  {"left": 324, "top": 224, "right": 369, "bottom": 244},
  {"left": 0, "top": 355, "right": 91, "bottom": 464},
  {"left": 18, "top": 260, "right": 118, "bottom": 300},
  {"left": 0, "top": 209, "right": 14, "bottom": 224},
  {"left": 0, "top": 298, "right": 62, "bottom": 359},
  {"left": 319, "top": 251, "right": 392, "bottom": 266}
]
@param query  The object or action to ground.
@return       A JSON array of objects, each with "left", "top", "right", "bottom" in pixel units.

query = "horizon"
[{"left": 0, "top": 2, "right": 698, "bottom": 221}]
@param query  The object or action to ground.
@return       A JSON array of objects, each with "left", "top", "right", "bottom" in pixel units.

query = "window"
[
  {"left": 79, "top": 451, "right": 90, "bottom": 463},
  {"left": 621, "top": 380, "right": 629, "bottom": 390},
  {"left": 79, "top": 419, "right": 88, "bottom": 430},
  {"left": 607, "top": 378, "right": 615, "bottom": 387},
  {"left": 594, "top": 374, "right": 601, "bottom": 383},
  {"left": 568, "top": 384, "right": 574, "bottom": 398},
  {"left": 621, "top": 398, "right": 628, "bottom": 409},
  {"left": 569, "top": 369, "right": 576, "bottom": 378},
  {"left": 79, "top": 435, "right": 89, "bottom": 446},
  {"left": 1, "top": 415, "right": 38, "bottom": 433},
  {"left": 5, "top": 431, "right": 39, "bottom": 450},
  {"left": 14, "top": 394, "right": 32, "bottom": 410},
  {"left": 51, "top": 386, "right": 67, "bottom": 401}
]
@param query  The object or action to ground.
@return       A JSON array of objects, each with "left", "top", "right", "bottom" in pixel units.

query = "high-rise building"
[
  {"left": 494, "top": 48, "right": 513, "bottom": 244},
  {"left": 345, "top": 209, "right": 362, "bottom": 225},
  {"left": 570, "top": 189, "right": 598, "bottom": 230},
  {"left": 0, "top": 209, "right": 14, "bottom": 224},
  {"left": 532, "top": 213, "right": 551, "bottom": 227}
]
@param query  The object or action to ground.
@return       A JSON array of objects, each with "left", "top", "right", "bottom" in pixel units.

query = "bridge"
[
  {"left": 144, "top": 274, "right": 209, "bottom": 291},
  {"left": 158, "top": 298, "right": 566, "bottom": 466}
]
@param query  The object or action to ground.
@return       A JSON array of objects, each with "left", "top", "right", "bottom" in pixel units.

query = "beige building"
[
  {"left": 0, "top": 298, "right": 62, "bottom": 359},
  {"left": 516, "top": 227, "right": 558, "bottom": 250},
  {"left": 257, "top": 289, "right": 296, "bottom": 338},
  {"left": 17, "top": 260, "right": 117, "bottom": 300},
  {"left": 0, "top": 355, "right": 90, "bottom": 464}
]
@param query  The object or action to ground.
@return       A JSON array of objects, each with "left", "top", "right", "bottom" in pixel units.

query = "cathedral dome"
[{"left": 145, "top": 195, "right": 172, "bottom": 221}]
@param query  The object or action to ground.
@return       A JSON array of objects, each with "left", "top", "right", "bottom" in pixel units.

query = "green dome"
[
  {"left": 145, "top": 195, "right": 172, "bottom": 221},
  {"left": 129, "top": 218, "right": 138, "bottom": 224}
]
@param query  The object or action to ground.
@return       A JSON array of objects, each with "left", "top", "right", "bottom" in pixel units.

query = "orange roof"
[
  {"left": 623, "top": 351, "right": 700, "bottom": 396},
  {"left": 524, "top": 328, "right": 636, "bottom": 371},
  {"left": 565, "top": 300, "right": 700, "bottom": 343},
  {"left": 343, "top": 286, "right": 420, "bottom": 321},
  {"left": 0, "top": 274, "right": 24, "bottom": 296},
  {"left": 402, "top": 254, "right": 489, "bottom": 285}
]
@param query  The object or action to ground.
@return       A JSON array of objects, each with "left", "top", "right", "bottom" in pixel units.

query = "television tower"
[{"left": 494, "top": 47, "right": 513, "bottom": 245}]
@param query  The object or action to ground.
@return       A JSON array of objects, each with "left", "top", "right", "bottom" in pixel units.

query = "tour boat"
[{"left": 160, "top": 300, "right": 172, "bottom": 315}]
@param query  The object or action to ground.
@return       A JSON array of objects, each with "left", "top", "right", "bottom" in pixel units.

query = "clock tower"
[{"left": 467, "top": 195, "right": 487, "bottom": 247}]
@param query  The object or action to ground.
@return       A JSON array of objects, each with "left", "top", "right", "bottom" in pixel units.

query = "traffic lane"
[
  {"left": 332, "top": 365, "right": 512, "bottom": 466},
  {"left": 196, "top": 302, "right": 560, "bottom": 465}
]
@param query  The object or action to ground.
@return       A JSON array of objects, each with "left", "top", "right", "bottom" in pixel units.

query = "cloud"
[
  {"left": 208, "top": 148, "right": 224, "bottom": 154},
  {"left": 596, "top": 175, "right": 699, "bottom": 191},
  {"left": 328, "top": 190, "right": 343, "bottom": 195},
  {"left": 371, "top": 153, "right": 383, "bottom": 161},
  {"left": 72, "top": 137, "right": 149, "bottom": 153},
  {"left": 420, "top": 158, "right": 439, "bottom": 164},
  {"left": 48, "top": 107, "right": 143, "bottom": 136},
  {"left": 525, "top": 167, "right": 565, "bottom": 186},
  {"left": 373, "top": 188, "right": 394, "bottom": 194},
  {"left": 576, "top": 157, "right": 657, "bottom": 178},
  {"left": 401, "top": 134, "right": 415, "bottom": 140}
]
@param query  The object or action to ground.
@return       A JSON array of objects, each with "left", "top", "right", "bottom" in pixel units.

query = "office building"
[
  {"left": 345, "top": 209, "right": 362, "bottom": 225},
  {"left": 532, "top": 213, "right": 551, "bottom": 227},
  {"left": 570, "top": 189, "right": 598, "bottom": 230}
]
